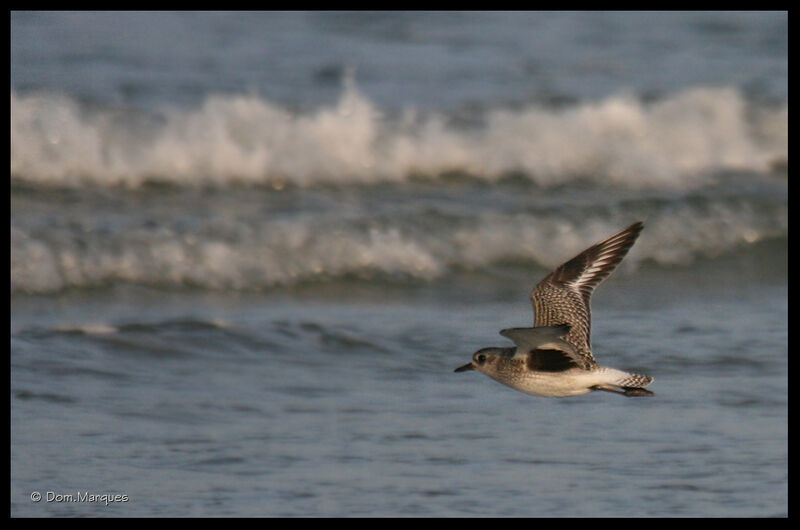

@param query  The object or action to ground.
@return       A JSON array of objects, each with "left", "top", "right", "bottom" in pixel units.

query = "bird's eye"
[{"left": 476, "top": 353, "right": 487, "bottom": 364}]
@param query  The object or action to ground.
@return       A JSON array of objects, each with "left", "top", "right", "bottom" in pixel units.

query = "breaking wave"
[
  {"left": 11, "top": 82, "right": 787, "bottom": 190},
  {"left": 10, "top": 197, "right": 787, "bottom": 294},
  {"left": 11, "top": 81, "right": 787, "bottom": 294}
]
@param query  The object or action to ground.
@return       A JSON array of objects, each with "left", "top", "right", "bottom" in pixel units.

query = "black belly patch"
[{"left": 526, "top": 348, "right": 578, "bottom": 372}]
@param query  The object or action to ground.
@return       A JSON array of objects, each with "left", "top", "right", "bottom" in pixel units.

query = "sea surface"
[{"left": 11, "top": 11, "right": 787, "bottom": 517}]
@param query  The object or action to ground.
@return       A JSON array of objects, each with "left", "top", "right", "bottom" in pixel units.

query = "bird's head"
[{"left": 454, "top": 347, "right": 507, "bottom": 376}]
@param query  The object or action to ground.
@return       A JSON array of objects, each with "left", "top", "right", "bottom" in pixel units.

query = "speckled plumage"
[{"left": 455, "top": 222, "right": 654, "bottom": 398}]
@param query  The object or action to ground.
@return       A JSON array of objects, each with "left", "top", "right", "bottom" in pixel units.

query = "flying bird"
[{"left": 454, "top": 222, "right": 654, "bottom": 397}]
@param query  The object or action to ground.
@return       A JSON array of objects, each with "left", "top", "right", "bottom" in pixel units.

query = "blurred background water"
[{"left": 11, "top": 11, "right": 787, "bottom": 517}]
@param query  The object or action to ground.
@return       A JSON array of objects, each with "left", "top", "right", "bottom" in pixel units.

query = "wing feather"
[{"left": 530, "top": 222, "right": 644, "bottom": 368}]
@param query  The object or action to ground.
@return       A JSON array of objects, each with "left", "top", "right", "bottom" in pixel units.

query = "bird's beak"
[{"left": 454, "top": 362, "right": 475, "bottom": 372}]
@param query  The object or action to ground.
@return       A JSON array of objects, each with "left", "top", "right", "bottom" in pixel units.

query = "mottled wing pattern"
[{"left": 530, "top": 222, "right": 644, "bottom": 368}]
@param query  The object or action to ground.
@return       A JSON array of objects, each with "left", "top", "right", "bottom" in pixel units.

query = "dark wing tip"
[
  {"left": 550, "top": 221, "right": 645, "bottom": 288},
  {"left": 625, "top": 221, "right": 645, "bottom": 238}
]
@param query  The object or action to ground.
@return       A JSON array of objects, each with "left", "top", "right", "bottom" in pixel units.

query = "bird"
[{"left": 454, "top": 221, "right": 654, "bottom": 398}]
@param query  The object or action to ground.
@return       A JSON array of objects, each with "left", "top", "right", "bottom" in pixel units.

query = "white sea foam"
[
  {"left": 11, "top": 83, "right": 787, "bottom": 189},
  {"left": 10, "top": 201, "right": 787, "bottom": 294},
  {"left": 11, "top": 82, "right": 787, "bottom": 293}
]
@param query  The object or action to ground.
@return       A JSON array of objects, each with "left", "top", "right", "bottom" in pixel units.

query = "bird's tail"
[{"left": 592, "top": 370, "right": 654, "bottom": 397}]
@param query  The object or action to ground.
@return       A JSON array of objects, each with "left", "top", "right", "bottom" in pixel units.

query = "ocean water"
[{"left": 10, "top": 11, "right": 787, "bottom": 517}]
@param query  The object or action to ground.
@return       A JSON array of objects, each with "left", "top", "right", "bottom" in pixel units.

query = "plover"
[{"left": 455, "top": 222, "right": 654, "bottom": 397}]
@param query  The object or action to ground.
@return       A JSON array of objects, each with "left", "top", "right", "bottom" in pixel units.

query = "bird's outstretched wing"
[{"left": 530, "top": 222, "right": 644, "bottom": 368}]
